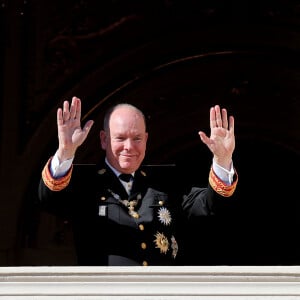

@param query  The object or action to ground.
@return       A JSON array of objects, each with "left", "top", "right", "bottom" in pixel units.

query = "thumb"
[
  {"left": 198, "top": 131, "right": 208, "bottom": 144},
  {"left": 82, "top": 120, "right": 94, "bottom": 137}
]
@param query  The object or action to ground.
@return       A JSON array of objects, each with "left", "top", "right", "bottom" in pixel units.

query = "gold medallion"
[{"left": 154, "top": 232, "right": 169, "bottom": 254}]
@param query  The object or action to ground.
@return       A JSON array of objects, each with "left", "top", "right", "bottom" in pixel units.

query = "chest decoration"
[
  {"left": 105, "top": 188, "right": 179, "bottom": 259},
  {"left": 157, "top": 207, "right": 172, "bottom": 226},
  {"left": 154, "top": 232, "right": 169, "bottom": 254},
  {"left": 153, "top": 232, "right": 178, "bottom": 259},
  {"left": 107, "top": 189, "right": 142, "bottom": 219},
  {"left": 171, "top": 235, "right": 178, "bottom": 258}
]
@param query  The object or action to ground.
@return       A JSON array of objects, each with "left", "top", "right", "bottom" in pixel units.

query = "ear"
[{"left": 100, "top": 130, "right": 107, "bottom": 150}]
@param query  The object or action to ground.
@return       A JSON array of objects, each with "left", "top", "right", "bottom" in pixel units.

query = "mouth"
[{"left": 120, "top": 153, "right": 134, "bottom": 158}]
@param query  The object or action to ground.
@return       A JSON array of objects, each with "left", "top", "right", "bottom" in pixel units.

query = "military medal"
[
  {"left": 154, "top": 232, "right": 169, "bottom": 254},
  {"left": 109, "top": 189, "right": 141, "bottom": 219},
  {"left": 120, "top": 199, "right": 140, "bottom": 218},
  {"left": 157, "top": 207, "right": 172, "bottom": 226},
  {"left": 171, "top": 235, "right": 178, "bottom": 259}
]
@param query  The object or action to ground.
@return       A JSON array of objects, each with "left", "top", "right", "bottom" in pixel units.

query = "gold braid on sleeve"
[
  {"left": 42, "top": 157, "right": 73, "bottom": 191},
  {"left": 208, "top": 167, "right": 238, "bottom": 197}
]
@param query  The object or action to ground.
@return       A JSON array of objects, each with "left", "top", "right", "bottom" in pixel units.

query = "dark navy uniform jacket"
[{"left": 38, "top": 163, "right": 232, "bottom": 266}]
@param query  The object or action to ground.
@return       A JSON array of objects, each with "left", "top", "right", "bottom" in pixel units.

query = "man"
[{"left": 38, "top": 96, "right": 238, "bottom": 266}]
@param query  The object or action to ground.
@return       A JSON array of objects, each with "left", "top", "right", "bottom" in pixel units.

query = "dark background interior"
[{"left": 1, "top": 0, "right": 300, "bottom": 266}]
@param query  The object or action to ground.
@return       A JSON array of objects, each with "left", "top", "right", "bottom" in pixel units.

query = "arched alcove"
[
  {"left": 19, "top": 47, "right": 300, "bottom": 266},
  {"left": 3, "top": 0, "right": 299, "bottom": 266}
]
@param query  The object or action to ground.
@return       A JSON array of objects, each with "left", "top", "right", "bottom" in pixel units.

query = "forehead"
[
  {"left": 110, "top": 107, "right": 144, "bottom": 123},
  {"left": 109, "top": 106, "right": 146, "bottom": 132}
]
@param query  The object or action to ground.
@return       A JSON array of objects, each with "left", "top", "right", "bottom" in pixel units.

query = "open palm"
[
  {"left": 198, "top": 105, "right": 235, "bottom": 170},
  {"left": 57, "top": 97, "right": 94, "bottom": 161}
]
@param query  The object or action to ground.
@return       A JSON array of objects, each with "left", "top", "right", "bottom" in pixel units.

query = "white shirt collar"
[{"left": 105, "top": 157, "right": 135, "bottom": 178}]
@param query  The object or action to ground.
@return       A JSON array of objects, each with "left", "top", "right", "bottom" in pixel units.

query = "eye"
[{"left": 114, "top": 136, "right": 125, "bottom": 142}]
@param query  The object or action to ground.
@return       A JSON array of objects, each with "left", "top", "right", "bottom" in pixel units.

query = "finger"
[
  {"left": 63, "top": 101, "right": 70, "bottom": 121},
  {"left": 229, "top": 115, "right": 235, "bottom": 134},
  {"left": 82, "top": 120, "right": 94, "bottom": 138},
  {"left": 198, "top": 131, "right": 211, "bottom": 146},
  {"left": 57, "top": 108, "right": 63, "bottom": 126},
  {"left": 221, "top": 108, "right": 228, "bottom": 129},
  {"left": 209, "top": 106, "right": 217, "bottom": 128},
  {"left": 215, "top": 105, "right": 222, "bottom": 127},
  {"left": 69, "top": 97, "right": 78, "bottom": 119},
  {"left": 74, "top": 97, "right": 82, "bottom": 120}
]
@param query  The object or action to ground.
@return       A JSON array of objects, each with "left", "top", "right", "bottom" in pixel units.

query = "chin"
[{"left": 119, "top": 163, "right": 135, "bottom": 171}]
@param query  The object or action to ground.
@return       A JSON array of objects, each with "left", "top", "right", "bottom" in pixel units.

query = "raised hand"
[
  {"left": 198, "top": 105, "right": 235, "bottom": 170},
  {"left": 56, "top": 96, "right": 94, "bottom": 162}
]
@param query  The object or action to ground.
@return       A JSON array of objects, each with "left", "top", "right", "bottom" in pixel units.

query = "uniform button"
[
  {"left": 159, "top": 200, "right": 164, "bottom": 206},
  {"left": 141, "top": 242, "right": 147, "bottom": 250},
  {"left": 132, "top": 212, "right": 140, "bottom": 219},
  {"left": 100, "top": 196, "right": 106, "bottom": 201},
  {"left": 142, "top": 261, "right": 148, "bottom": 266},
  {"left": 139, "top": 224, "right": 144, "bottom": 231}
]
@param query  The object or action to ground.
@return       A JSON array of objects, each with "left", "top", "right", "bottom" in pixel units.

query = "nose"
[{"left": 124, "top": 138, "right": 133, "bottom": 150}]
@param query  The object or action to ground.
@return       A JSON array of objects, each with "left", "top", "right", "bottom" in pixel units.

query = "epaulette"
[
  {"left": 97, "top": 168, "right": 107, "bottom": 175},
  {"left": 140, "top": 170, "right": 147, "bottom": 177}
]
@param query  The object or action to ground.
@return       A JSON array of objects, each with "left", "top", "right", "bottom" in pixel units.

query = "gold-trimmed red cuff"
[
  {"left": 42, "top": 157, "right": 73, "bottom": 191},
  {"left": 209, "top": 167, "right": 238, "bottom": 197}
]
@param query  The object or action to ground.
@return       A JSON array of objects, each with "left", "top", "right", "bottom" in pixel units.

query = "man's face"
[{"left": 100, "top": 106, "right": 148, "bottom": 174}]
